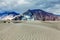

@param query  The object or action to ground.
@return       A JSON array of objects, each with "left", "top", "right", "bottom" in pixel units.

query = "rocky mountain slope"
[{"left": 13, "top": 9, "right": 58, "bottom": 21}]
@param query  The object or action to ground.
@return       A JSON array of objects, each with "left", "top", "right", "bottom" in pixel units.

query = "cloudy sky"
[{"left": 0, "top": 0, "right": 60, "bottom": 15}]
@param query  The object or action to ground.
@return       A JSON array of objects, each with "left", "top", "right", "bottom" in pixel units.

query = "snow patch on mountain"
[
  {"left": 0, "top": 11, "right": 19, "bottom": 20},
  {"left": 1, "top": 14, "right": 14, "bottom": 20}
]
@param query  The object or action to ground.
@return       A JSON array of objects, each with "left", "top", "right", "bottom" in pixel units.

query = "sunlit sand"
[{"left": 0, "top": 21, "right": 60, "bottom": 40}]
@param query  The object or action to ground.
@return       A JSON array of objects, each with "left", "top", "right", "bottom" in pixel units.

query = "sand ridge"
[{"left": 0, "top": 21, "right": 60, "bottom": 40}]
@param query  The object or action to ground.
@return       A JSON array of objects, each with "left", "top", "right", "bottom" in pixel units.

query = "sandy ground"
[{"left": 0, "top": 21, "right": 60, "bottom": 40}]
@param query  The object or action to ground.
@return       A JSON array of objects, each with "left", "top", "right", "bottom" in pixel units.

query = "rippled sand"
[{"left": 0, "top": 21, "right": 60, "bottom": 40}]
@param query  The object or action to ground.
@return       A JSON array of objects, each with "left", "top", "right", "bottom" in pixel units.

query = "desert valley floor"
[{"left": 0, "top": 21, "right": 60, "bottom": 40}]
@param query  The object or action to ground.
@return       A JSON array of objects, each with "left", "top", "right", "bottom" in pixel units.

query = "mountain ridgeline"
[
  {"left": 0, "top": 9, "right": 60, "bottom": 21},
  {"left": 0, "top": 11, "right": 19, "bottom": 20},
  {"left": 13, "top": 9, "right": 59, "bottom": 21}
]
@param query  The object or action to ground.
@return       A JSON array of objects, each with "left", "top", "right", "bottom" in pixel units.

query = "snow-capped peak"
[
  {"left": 1, "top": 14, "right": 14, "bottom": 20},
  {"left": 0, "top": 11, "right": 19, "bottom": 20}
]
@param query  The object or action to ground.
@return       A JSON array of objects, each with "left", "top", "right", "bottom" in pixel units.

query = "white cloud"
[
  {"left": 1, "top": 2, "right": 7, "bottom": 6},
  {"left": 17, "top": 0, "right": 30, "bottom": 5},
  {"left": 0, "top": 2, "right": 7, "bottom": 7},
  {"left": 46, "top": 4, "right": 60, "bottom": 15}
]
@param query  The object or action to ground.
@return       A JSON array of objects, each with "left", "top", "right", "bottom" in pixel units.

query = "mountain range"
[
  {"left": 0, "top": 9, "right": 60, "bottom": 21},
  {"left": 13, "top": 9, "right": 59, "bottom": 21}
]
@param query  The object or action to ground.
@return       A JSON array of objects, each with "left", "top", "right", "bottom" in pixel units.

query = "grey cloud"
[{"left": 0, "top": 0, "right": 60, "bottom": 14}]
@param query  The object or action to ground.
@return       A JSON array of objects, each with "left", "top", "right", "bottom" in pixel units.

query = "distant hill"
[
  {"left": 0, "top": 11, "right": 19, "bottom": 20},
  {"left": 0, "top": 9, "right": 59, "bottom": 21},
  {"left": 13, "top": 9, "right": 58, "bottom": 21}
]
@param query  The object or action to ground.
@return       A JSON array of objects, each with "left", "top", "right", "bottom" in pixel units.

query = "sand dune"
[{"left": 0, "top": 21, "right": 60, "bottom": 40}]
